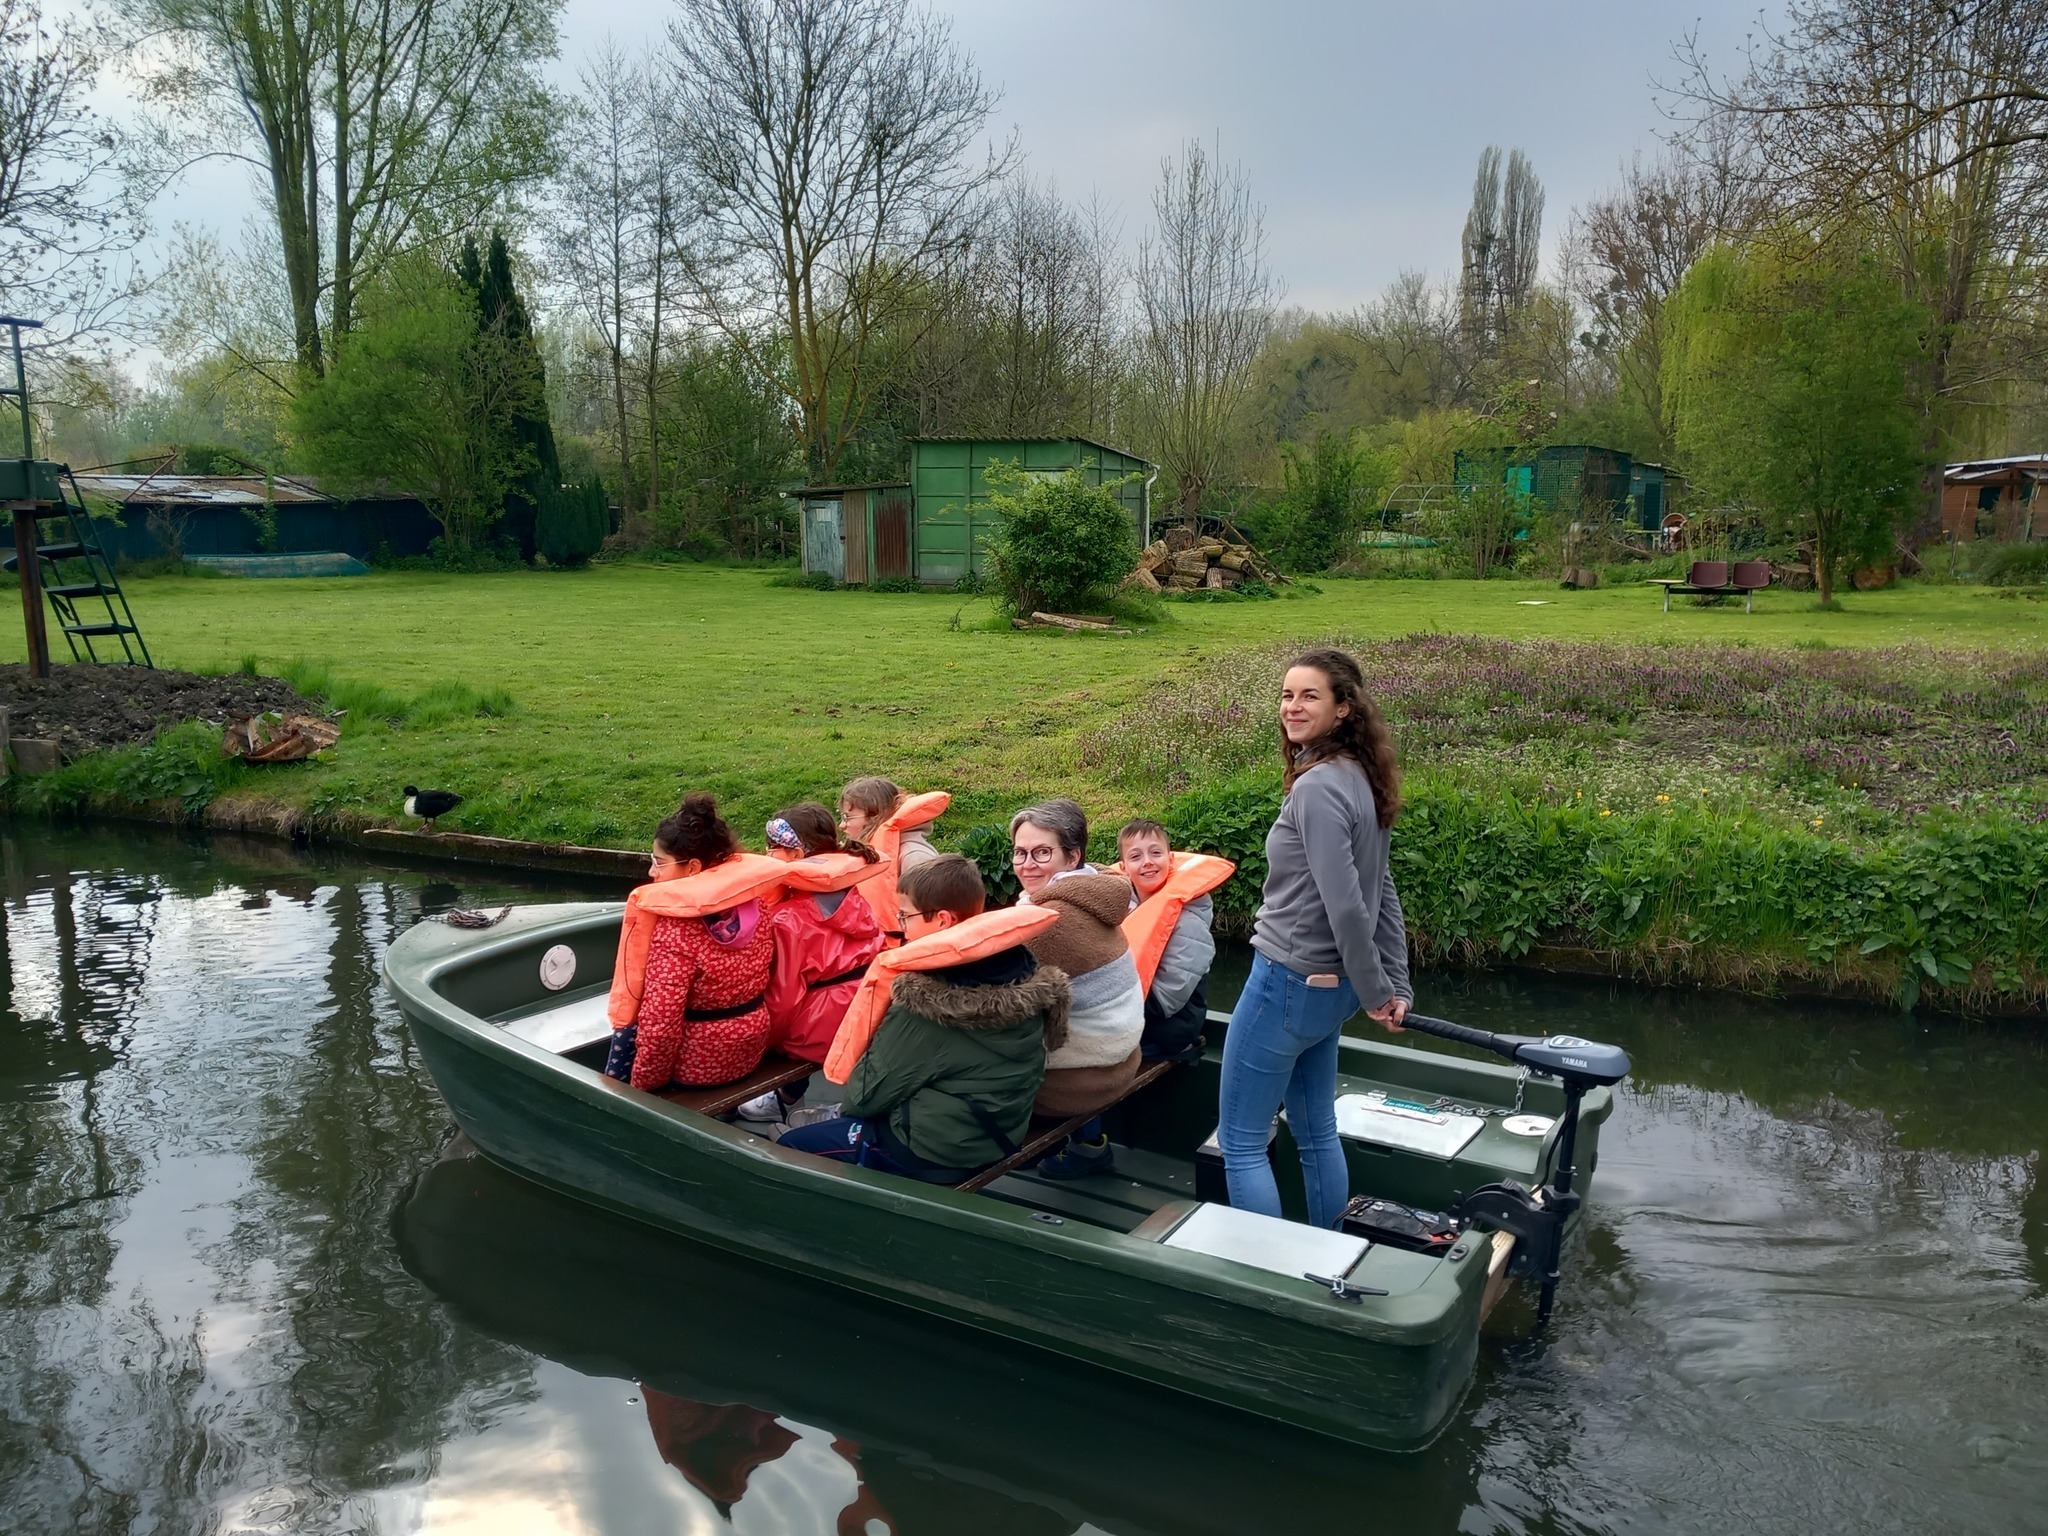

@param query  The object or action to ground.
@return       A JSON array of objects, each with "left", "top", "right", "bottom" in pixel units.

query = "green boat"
[{"left": 382, "top": 900, "right": 1624, "bottom": 1451}]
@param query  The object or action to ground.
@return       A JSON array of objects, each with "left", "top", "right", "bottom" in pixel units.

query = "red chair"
[
  {"left": 1654, "top": 560, "right": 1738, "bottom": 611},
  {"left": 1730, "top": 561, "right": 1771, "bottom": 613}
]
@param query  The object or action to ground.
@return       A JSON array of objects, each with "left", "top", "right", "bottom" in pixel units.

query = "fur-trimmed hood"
[{"left": 893, "top": 965, "right": 1071, "bottom": 1052}]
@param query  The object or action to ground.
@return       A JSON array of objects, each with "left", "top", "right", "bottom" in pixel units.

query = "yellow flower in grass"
[
  {"left": 1656, "top": 793, "right": 1671, "bottom": 803},
  {"left": 1811, "top": 816, "right": 1825, "bottom": 829},
  {"left": 1599, "top": 808, "right": 1613, "bottom": 818}
]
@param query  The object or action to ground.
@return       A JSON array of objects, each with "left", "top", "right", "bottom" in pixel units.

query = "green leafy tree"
[
  {"left": 1272, "top": 429, "right": 1389, "bottom": 571},
  {"left": 291, "top": 256, "right": 538, "bottom": 550},
  {"left": 458, "top": 230, "right": 560, "bottom": 561},
  {"left": 981, "top": 464, "right": 1139, "bottom": 615},
  {"left": 1667, "top": 240, "right": 1925, "bottom": 604}
]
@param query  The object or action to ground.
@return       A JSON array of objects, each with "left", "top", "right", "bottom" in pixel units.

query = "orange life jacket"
[
  {"left": 607, "top": 853, "right": 793, "bottom": 1027},
  {"left": 854, "top": 790, "right": 951, "bottom": 937},
  {"left": 778, "top": 849, "right": 891, "bottom": 894},
  {"left": 1110, "top": 852, "right": 1236, "bottom": 994},
  {"left": 822, "top": 904, "right": 1060, "bottom": 1083}
]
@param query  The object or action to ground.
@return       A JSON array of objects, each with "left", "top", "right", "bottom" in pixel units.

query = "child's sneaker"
[
  {"left": 1037, "top": 1134, "right": 1114, "bottom": 1180},
  {"left": 785, "top": 1104, "right": 837, "bottom": 1130},
  {"left": 737, "top": 1089, "right": 790, "bottom": 1122}
]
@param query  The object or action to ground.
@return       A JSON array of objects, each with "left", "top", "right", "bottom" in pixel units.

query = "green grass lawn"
[{"left": 9, "top": 564, "right": 2047, "bottom": 848}]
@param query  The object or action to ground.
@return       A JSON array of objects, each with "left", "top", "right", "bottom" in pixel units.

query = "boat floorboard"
[{"left": 983, "top": 1143, "right": 1196, "bottom": 1233}]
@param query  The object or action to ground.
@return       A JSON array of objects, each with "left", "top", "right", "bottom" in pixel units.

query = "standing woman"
[{"left": 1219, "top": 648, "right": 1412, "bottom": 1227}]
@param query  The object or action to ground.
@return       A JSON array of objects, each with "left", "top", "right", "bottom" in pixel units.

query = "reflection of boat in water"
[
  {"left": 384, "top": 903, "right": 1621, "bottom": 1452},
  {"left": 397, "top": 1140, "right": 1490, "bottom": 1535}
]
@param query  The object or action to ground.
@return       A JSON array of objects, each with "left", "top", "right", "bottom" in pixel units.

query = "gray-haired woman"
[{"left": 1010, "top": 798, "right": 1146, "bottom": 1176}]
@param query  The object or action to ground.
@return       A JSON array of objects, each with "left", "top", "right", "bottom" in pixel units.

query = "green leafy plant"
[
  {"left": 957, "top": 823, "right": 1021, "bottom": 905},
  {"left": 980, "top": 464, "right": 1139, "bottom": 615}
]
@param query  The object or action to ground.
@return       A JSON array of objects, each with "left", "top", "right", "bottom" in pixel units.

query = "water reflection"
[{"left": 1, "top": 825, "right": 2044, "bottom": 1536}]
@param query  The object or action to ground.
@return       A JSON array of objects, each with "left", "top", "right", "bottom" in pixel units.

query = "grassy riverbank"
[{"left": 8, "top": 564, "right": 2048, "bottom": 1010}]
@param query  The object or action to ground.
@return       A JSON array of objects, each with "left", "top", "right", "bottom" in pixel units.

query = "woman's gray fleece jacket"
[{"left": 1250, "top": 758, "right": 1413, "bottom": 1008}]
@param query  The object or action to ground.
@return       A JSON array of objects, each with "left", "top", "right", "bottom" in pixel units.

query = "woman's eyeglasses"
[{"left": 1011, "top": 846, "right": 1061, "bottom": 866}]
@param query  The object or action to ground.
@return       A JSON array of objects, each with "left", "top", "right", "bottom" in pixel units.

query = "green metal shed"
[{"left": 909, "top": 436, "right": 1154, "bottom": 586}]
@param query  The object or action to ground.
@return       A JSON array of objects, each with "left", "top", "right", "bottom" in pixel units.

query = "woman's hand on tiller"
[{"left": 1367, "top": 996, "right": 1408, "bottom": 1032}]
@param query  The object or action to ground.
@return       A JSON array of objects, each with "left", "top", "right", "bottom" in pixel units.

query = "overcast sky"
[
  {"left": 137, "top": 1, "right": 1784, "bottom": 345},
  {"left": 540, "top": 0, "right": 1779, "bottom": 310}
]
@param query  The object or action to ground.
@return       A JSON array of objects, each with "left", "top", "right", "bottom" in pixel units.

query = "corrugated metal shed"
[{"left": 909, "top": 437, "right": 1153, "bottom": 585}]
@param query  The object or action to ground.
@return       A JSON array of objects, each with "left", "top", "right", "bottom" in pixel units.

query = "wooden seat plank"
[
  {"left": 658, "top": 1052, "right": 815, "bottom": 1118},
  {"left": 955, "top": 1059, "right": 1176, "bottom": 1194}
]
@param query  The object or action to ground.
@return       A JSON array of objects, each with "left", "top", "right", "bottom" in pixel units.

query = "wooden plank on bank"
[{"left": 357, "top": 826, "right": 644, "bottom": 880}]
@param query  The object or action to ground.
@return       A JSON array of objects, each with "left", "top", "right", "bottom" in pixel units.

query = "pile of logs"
[{"left": 1128, "top": 525, "right": 1284, "bottom": 593}]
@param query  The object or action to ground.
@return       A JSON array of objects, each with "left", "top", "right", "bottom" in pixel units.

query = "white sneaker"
[
  {"left": 737, "top": 1089, "right": 791, "bottom": 1122},
  {"left": 785, "top": 1104, "right": 836, "bottom": 1129}
]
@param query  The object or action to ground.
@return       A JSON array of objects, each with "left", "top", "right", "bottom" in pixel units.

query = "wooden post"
[{"left": 13, "top": 506, "right": 49, "bottom": 678}]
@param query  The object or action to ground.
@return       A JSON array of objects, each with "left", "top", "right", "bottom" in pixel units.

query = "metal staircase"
[{"left": 2, "top": 315, "right": 153, "bottom": 670}]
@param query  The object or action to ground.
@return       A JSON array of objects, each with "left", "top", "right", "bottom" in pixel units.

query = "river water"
[{"left": 2, "top": 825, "right": 2044, "bottom": 1536}]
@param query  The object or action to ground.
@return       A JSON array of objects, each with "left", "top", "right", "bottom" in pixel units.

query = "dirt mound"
[{"left": 0, "top": 664, "right": 322, "bottom": 758}]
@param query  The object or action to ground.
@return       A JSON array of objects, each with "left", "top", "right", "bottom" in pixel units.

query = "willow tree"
[
  {"left": 130, "top": 0, "right": 559, "bottom": 376},
  {"left": 1666, "top": 240, "right": 1924, "bottom": 604}
]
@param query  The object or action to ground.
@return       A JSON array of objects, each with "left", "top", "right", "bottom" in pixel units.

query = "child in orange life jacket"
[
  {"left": 1119, "top": 819, "right": 1219, "bottom": 1063},
  {"left": 603, "top": 794, "right": 777, "bottom": 1091},
  {"left": 837, "top": 777, "right": 941, "bottom": 874},
  {"left": 776, "top": 855, "right": 1069, "bottom": 1183},
  {"left": 738, "top": 802, "right": 887, "bottom": 1125}
]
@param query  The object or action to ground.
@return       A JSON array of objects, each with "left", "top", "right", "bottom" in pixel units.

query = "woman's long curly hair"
[{"left": 1278, "top": 648, "right": 1400, "bottom": 829}]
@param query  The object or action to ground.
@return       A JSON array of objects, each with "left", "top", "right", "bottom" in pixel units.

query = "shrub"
[
  {"left": 538, "top": 479, "right": 608, "bottom": 567},
  {"left": 980, "top": 465, "right": 1139, "bottom": 614},
  {"left": 1972, "top": 541, "right": 2048, "bottom": 587},
  {"left": 870, "top": 576, "right": 922, "bottom": 594},
  {"left": 957, "top": 823, "right": 1022, "bottom": 905},
  {"left": 767, "top": 569, "right": 840, "bottom": 590}
]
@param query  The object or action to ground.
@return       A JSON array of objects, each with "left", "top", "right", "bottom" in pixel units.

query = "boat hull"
[{"left": 385, "top": 903, "right": 1608, "bottom": 1451}]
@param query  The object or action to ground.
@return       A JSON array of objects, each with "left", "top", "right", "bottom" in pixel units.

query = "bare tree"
[
  {"left": 1134, "top": 139, "right": 1276, "bottom": 517},
  {"left": 664, "top": 0, "right": 1011, "bottom": 479},
  {"left": 0, "top": 0, "right": 142, "bottom": 357},
  {"left": 910, "top": 177, "right": 1126, "bottom": 439},
  {"left": 131, "top": 0, "right": 561, "bottom": 375},
  {"left": 1347, "top": 269, "right": 1471, "bottom": 415},
  {"left": 1676, "top": 0, "right": 2048, "bottom": 535},
  {"left": 555, "top": 40, "right": 645, "bottom": 518}
]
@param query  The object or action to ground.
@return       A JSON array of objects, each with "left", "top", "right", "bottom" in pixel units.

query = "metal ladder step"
[
  {"left": 62, "top": 621, "right": 140, "bottom": 638},
  {"left": 44, "top": 581, "right": 109, "bottom": 599},
  {"left": 2, "top": 543, "right": 88, "bottom": 568}
]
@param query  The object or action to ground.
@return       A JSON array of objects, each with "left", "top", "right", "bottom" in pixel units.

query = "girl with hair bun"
[
  {"left": 604, "top": 792, "right": 778, "bottom": 1092},
  {"left": 1217, "top": 648, "right": 1413, "bottom": 1228}
]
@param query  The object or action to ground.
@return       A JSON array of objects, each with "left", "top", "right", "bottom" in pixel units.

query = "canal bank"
[{"left": 3, "top": 822, "right": 2042, "bottom": 1533}]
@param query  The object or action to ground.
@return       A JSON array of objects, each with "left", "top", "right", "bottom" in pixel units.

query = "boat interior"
[{"left": 487, "top": 980, "right": 1578, "bottom": 1267}]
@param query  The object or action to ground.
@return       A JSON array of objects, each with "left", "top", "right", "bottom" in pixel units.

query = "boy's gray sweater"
[{"left": 1250, "top": 758, "right": 1413, "bottom": 1008}]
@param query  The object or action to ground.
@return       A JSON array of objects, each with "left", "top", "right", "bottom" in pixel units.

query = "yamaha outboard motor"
[{"left": 1400, "top": 1015, "right": 1631, "bottom": 1323}]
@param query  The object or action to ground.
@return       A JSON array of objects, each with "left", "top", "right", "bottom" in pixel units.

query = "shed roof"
[
  {"left": 910, "top": 433, "right": 1153, "bottom": 467},
  {"left": 73, "top": 472, "right": 334, "bottom": 506},
  {"left": 783, "top": 481, "right": 911, "bottom": 497}
]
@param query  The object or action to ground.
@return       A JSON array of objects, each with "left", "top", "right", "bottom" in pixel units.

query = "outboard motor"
[{"left": 1399, "top": 1015, "right": 1631, "bottom": 1323}]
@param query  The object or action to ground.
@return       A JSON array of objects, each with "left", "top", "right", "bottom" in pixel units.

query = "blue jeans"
[
  {"left": 776, "top": 1116, "right": 975, "bottom": 1183},
  {"left": 1217, "top": 952, "right": 1358, "bottom": 1227}
]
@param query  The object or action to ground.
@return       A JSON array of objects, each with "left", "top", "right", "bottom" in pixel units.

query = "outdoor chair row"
[{"left": 1650, "top": 560, "right": 1772, "bottom": 613}]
